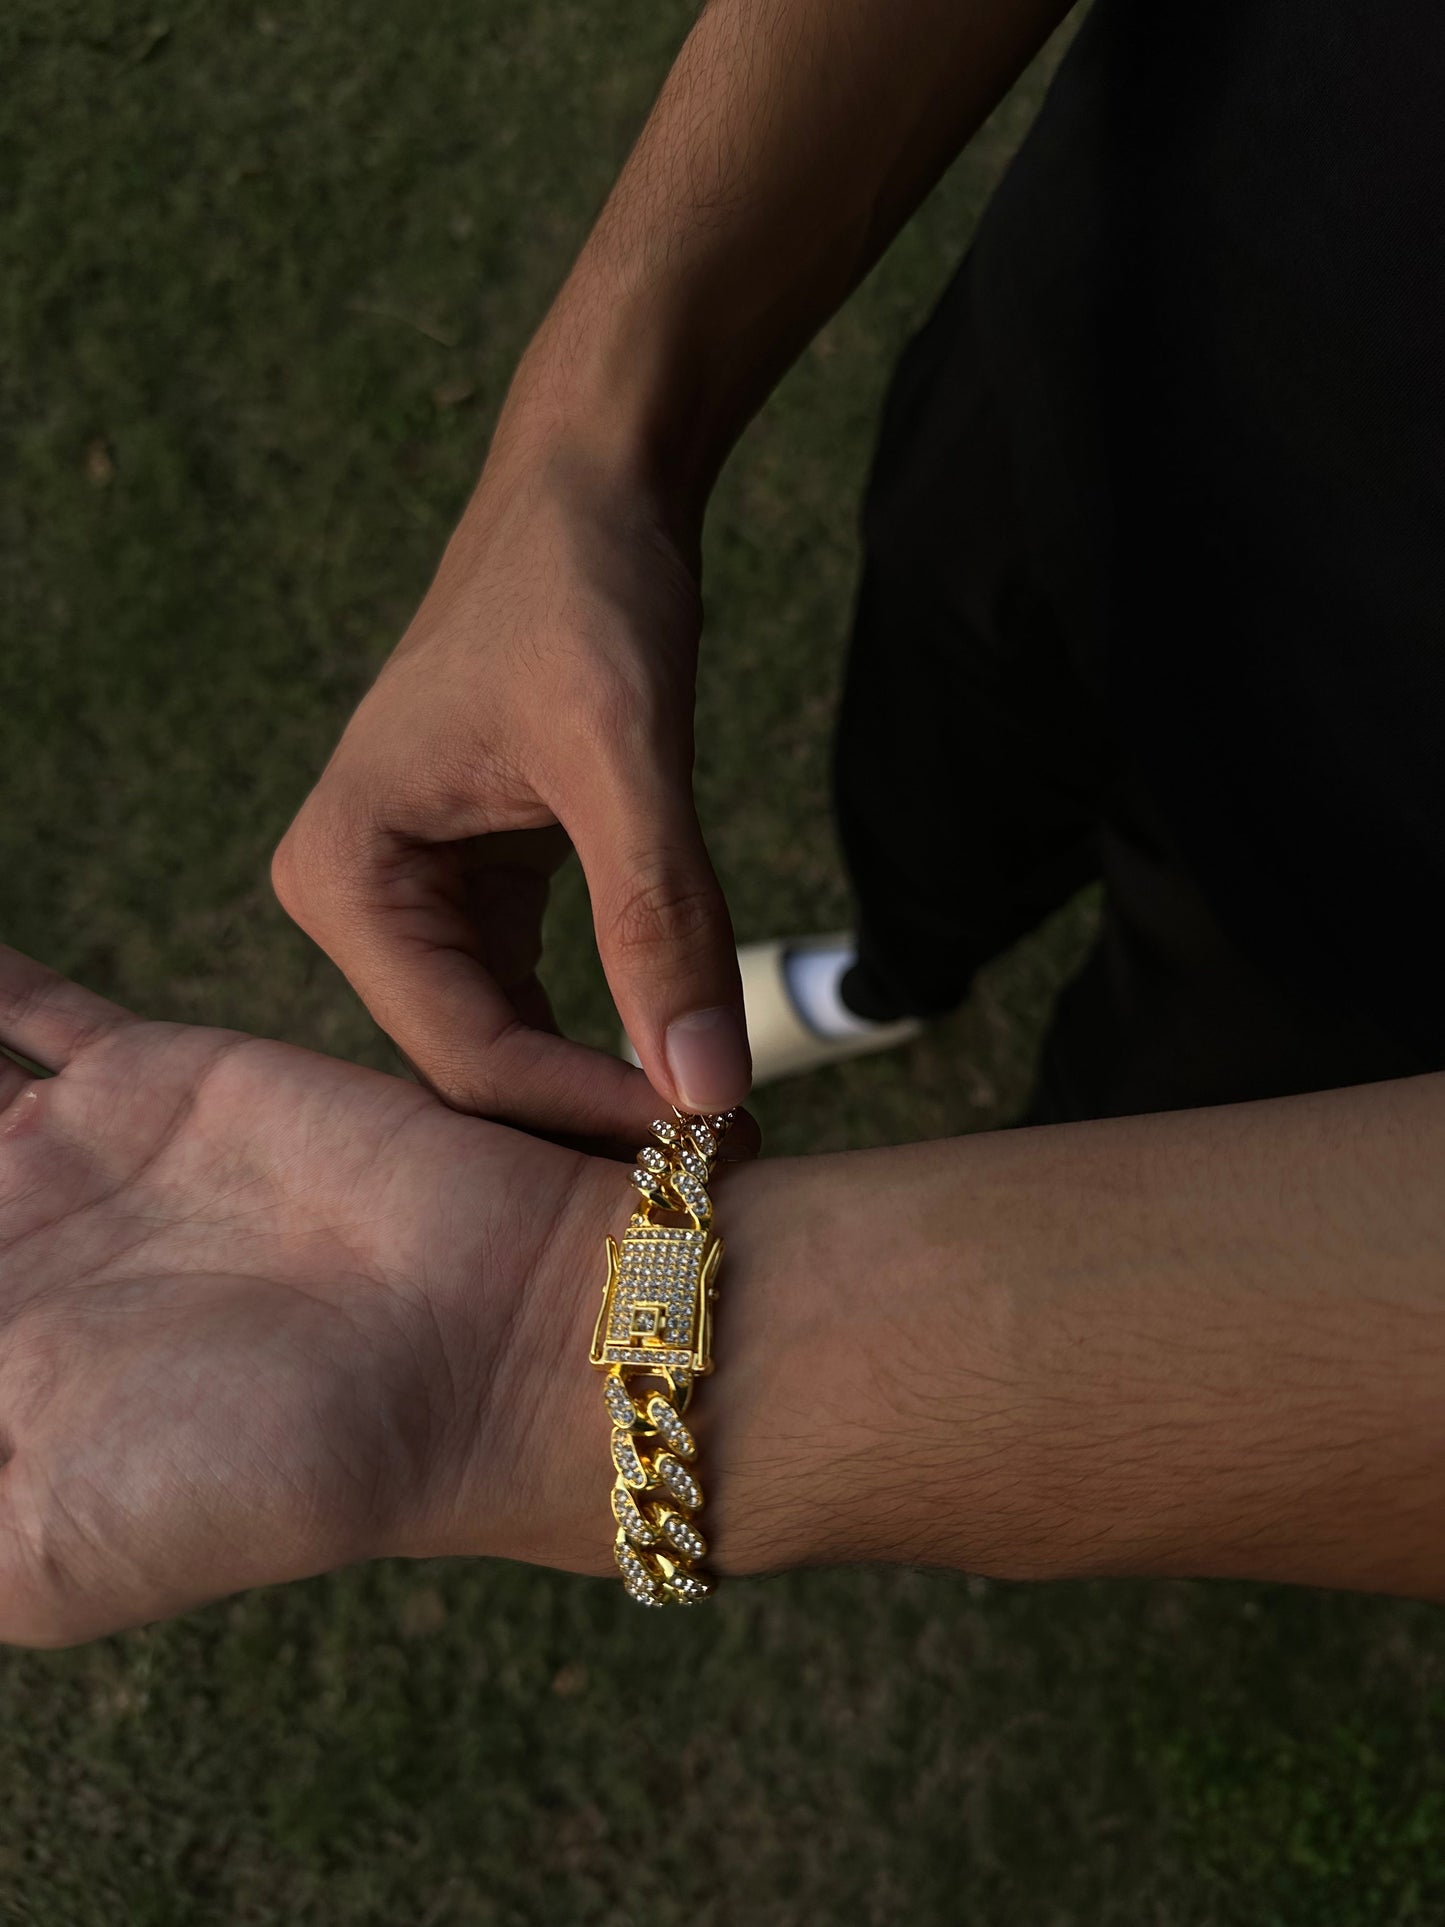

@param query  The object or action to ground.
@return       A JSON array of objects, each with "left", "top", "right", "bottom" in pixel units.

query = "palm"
[{"left": 0, "top": 949, "right": 588, "bottom": 1644}]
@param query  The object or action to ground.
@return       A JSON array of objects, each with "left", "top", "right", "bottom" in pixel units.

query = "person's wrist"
[
  {"left": 494, "top": 274, "right": 724, "bottom": 539},
  {"left": 477, "top": 1137, "right": 1031, "bottom": 1590},
  {"left": 430, "top": 1138, "right": 827, "bottom": 1585},
  {"left": 419, "top": 360, "right": 709, "bottom": 643},
  {"left": 362, "top": 1122, "right": 602, "bottom": 1573},
  {"left": 424, "top": 1126, "right": 1040, "bottom": 1593}
]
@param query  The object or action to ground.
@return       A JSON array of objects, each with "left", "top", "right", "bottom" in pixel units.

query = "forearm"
[
  {"left": 707, "top": 1074, "right": 1445, "bottom": 1598},
  {"left": 495, "top": 0, "right": 1072, "bottom": 512}
]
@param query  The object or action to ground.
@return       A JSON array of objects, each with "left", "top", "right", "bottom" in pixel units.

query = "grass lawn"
[{"left": 5, "top": 3, "right": 1445, "bottom": 1921}]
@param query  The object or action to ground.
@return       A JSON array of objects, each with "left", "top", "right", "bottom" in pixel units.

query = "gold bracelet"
[{"left": 589, "top": 1104, "right": 737, "bottom": 1606}]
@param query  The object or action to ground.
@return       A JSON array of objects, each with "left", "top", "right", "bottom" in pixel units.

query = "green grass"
[{"left": 4, "top": 4, "right": 1445, "bottom": 1921}]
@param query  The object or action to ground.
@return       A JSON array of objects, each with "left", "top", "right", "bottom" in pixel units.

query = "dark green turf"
[{"left": 4, "top": 5, "right": 1444, "bottom": 1921}]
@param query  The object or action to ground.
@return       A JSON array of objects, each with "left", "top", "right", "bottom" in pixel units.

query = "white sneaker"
[{"left": 617, "top": 931, "right": 923, "bottom": 1089}]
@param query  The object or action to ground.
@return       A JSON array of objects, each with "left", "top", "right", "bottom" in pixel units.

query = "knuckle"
[
  {"left": 609, "top": 863, "right": 721, "bottom": 963},
  {"left": 270, "top": 803, "right": 360, "bottom": 926}
]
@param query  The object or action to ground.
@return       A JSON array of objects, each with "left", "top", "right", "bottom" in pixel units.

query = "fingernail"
[{"left": 664, "top": 1006, "right": 751, "bottom": 1113}]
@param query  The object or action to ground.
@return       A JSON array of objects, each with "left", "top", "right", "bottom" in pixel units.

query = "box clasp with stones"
[{"left": 590, "top": 1216, "right": 724, "bottom": 1374}]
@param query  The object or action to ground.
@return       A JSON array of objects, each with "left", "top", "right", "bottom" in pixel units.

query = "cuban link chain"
[{"left": 589, "top": 1105, "right": 737, "bottom": 1606}]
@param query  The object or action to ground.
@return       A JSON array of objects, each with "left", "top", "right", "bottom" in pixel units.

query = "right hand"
[{"left": 271, "top": 427, "right": 752, "bottom": 1152}]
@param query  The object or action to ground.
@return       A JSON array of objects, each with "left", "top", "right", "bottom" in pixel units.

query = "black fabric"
[
  {"left": 831, "top": 0, "right": 1445, "bottom": 1118},
  {"left": 833, "top": 255, "right": 1108, "bottom": 1027}
]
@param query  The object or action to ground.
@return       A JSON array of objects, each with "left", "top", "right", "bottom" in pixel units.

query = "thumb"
[{"left": 565, "top": 773, "right": 752, "bottom": 1118}]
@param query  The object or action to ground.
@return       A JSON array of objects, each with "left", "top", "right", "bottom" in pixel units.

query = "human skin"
[
  {"left": 3, "top": 941, "right": 1443, "bottom": 1650},
  {"left": 271, "top": 0, "right": 1074, "bottom": 1151}
]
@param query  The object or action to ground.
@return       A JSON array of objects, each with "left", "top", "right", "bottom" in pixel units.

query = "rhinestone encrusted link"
[
  {"left": 604, "top": 1376, "right": 639, "bottom": 1429},
  {"left": 668, "top": 1167, "right": 711, "bottom": 1220},
  {"left": 639, "top": 1145, "right": 669, "bottom": 1175},
  {"left": 629, "top": 1167, "right": 669, "bottom": 1207},
  {"left": 660, "top": 1511, "right": 707, "bottom": 1559},
  {"left": 611, "top": 1429, "right": 649, "bottom": 1489},
  {"left": 655, "top": 1452, "right": 702, "bottom": 1511},
  {"left": 662, "top": 1567, "right": 711, "bottom": 1603},
  {"left": 649, "top": 1119, "right": 680, "bottom": 1148},
  {"left": 645, "top": 1394, "right": 697, "bottom": 1459},
  {"left": 614, "top": 1535, "right": 662, "bottom": 1600},
  {"left": 612, "top": 1484, "right": 658, "bottom": 1545}
]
